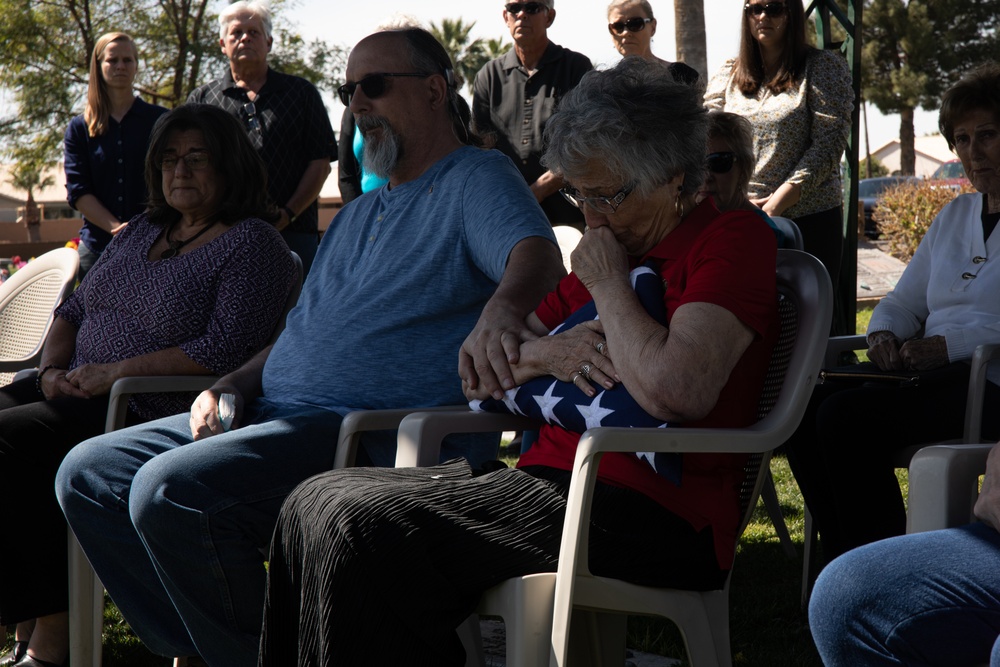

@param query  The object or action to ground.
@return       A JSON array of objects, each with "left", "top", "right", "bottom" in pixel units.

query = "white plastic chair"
[
  {"left": 799, "top": 339, "right": 1000, "bottom": 607},
  {"left": 386, "top": 249, "right": 832, "bottom": 666},
  {"left": 67, "top": 253, "right": 303, "bottom": 667},
  {"left": 552, "top": 225, "right": 583, "bottom": 273},
  {"left": 0, "top": 247, "right": 78, "bottom": 385}
]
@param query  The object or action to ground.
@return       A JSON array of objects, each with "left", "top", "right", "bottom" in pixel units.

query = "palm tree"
[
  {"left": 430, "top": 18, "right": 492, "bottom": 94},
  {"left": 8, "top": 158, "right": 54, "bottom": 208},
  {"left": 674, "top": 0, "right": 707, "bottom": 80}
]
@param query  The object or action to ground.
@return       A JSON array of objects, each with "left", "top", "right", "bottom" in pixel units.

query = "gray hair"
[
  {"left": 706, "top": 111, "right": 755, "bottom": 196},
  {"left": 607, "top": 0, "right": 654, "bottom": 20},
  {"left": 542, "top": 56, "right": 708, "bottom": 196},
  {"left": 219, "top": 0, "right": 273, "bottom": 41}
]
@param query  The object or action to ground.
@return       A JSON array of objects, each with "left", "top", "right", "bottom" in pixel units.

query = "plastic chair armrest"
[
  {"left": 333, "top": 406, "right": 468, "bottom": 469},
  {"left": 823, "top": 334, "right": 867, "bottom": 368},
  {"left": 394, "top": 410, "right": 542, "bottom": 468},
  {"left": 105, "top": 375, "right": 218, "bottom": 433},
  {"left": 908, "top": 443, "right": 994, "bottom": 533}
]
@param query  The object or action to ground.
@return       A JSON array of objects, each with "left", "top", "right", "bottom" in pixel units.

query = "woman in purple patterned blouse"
[{"left": 0, "top": 104, "right": 296, "bottom": 667}]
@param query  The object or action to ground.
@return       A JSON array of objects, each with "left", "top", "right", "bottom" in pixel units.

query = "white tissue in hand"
[{"left": 219, "top": 393, "right": 236, "bottom": 431}]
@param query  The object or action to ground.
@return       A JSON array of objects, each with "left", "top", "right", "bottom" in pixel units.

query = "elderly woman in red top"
[{"left": 258, "top": 57, "right": 778, "bottom": 666}]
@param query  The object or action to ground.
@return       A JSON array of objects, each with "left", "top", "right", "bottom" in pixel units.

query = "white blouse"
[{"left": 704, "top": 48, "right": 854, "bottom": 219}]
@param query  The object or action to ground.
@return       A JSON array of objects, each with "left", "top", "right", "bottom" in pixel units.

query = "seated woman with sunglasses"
[
  {"left": 607, "top": 0, "right": 699, "bottom": 85},
  {"left": 0, "top": 104, "right": 294, "bottom": 667},
  {"left": 696, "top": 110, "right": 788, "bottom": 247},
  {"left": 704, "top": 0, "right": 851, "bottom": 287},
  {"left": 258, "top": 58, "right": 778, "bottom": 666}
]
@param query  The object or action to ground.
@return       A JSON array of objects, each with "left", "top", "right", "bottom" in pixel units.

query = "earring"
[{"left": 675, "top": 187, "right": 685, "bottom": 218}]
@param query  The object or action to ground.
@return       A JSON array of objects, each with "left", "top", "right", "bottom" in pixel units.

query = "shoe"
[
  {"left": 0, "top": 642, "right": 27, "bottom": 667},
  {"left": 11, "top": 655, "right": 65, "bottom": 667}
]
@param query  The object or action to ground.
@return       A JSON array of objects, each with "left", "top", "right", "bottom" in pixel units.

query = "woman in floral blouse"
[{"left": 704, "top": 0, "right": 852, "bottom": 287}]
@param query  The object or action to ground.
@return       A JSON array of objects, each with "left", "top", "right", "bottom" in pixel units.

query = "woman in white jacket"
[{"left": 786, "top": 61, "right": 1000, "bottom": 565}]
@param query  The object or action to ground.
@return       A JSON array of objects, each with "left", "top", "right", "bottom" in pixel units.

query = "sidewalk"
[{"left": 856, "top": 238, "right": 907, "bottom": 308}]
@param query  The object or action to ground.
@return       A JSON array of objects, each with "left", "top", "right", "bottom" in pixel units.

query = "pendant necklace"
[{"left": 160, "top": 219, "right": 219, "bottom": 259}]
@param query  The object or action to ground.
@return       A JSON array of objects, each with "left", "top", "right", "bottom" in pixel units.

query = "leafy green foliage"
[
  {"left": 0, "top": 0, "right": 346, "bottom": 178},
  {"left": 429, "top": 18, "right": 510, "bottom": 94}
]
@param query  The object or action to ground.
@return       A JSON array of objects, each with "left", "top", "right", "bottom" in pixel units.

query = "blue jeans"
[
  {"left": 809, "top": 522, "right": 1000, "bottom": 666},
  {"left": 55, "top": 401, "right": 344, "bottom": 667}
]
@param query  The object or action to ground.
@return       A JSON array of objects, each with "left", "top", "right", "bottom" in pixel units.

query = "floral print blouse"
[{"left": 704, "top": 48, "right": 854, "bottom": 219}]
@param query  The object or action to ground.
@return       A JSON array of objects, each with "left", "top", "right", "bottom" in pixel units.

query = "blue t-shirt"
[{"left": 262, "top": 146, "right": 556, "bottom": 413}]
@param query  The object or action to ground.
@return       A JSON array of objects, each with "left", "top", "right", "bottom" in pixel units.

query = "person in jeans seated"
[
  {"left": 257, "top": 56, "right": 779, "bottom": 666},
  {"left": 56, "top": 28, "right": 562, "bottom": 667}
]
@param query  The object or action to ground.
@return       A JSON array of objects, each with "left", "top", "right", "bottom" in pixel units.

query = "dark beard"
[{"left": 356, "top": 115, "right": 401, "bottom": 180}]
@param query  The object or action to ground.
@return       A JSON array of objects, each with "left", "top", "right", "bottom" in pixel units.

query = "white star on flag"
[
  {"left": 577, "top": 391, "right": 616, "bottom": 430},
  {"left": 533, "top": 381, "right": 566, "bottom": 429}
]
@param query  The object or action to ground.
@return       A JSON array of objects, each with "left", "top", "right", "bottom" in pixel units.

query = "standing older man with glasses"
[
  {"left": 473, "top": 0, "right": 592, "bottom": 232},
  {"left": 57, "top": 27, "right": 563, "bottom": 667},
  {"left": 188, "top": 0, "right": 336, "bottom": 276}
]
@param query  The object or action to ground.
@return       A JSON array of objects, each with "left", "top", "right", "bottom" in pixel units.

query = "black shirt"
[{"left": 188, "top": 67, "right": 337, "bottom": 234}]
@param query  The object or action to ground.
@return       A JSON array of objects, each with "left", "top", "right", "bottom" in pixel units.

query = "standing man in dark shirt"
[
  {"left": 473, "top": 0, "right": 592, "bottom": 231},
  {"left": 188, "top": 0, "right": 336, "bottom": 275}
]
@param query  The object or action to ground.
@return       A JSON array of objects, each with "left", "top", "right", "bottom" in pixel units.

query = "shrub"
[{"left": 874, "top": 180, "right": 976, "bottom": 261}]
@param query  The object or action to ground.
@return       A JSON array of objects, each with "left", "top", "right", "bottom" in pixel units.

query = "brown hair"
[
  {"left": 938, "top": 62, "right": 1000, "bottom": 151},
  {"left": 732, "top": 1, "right": 810, "bottom": 96},
  {"left": 145, "top": 104, "right": 276, "bottom": 227},
  {"left": 84, "top": 32, "right": 137, "bottom": 137}
]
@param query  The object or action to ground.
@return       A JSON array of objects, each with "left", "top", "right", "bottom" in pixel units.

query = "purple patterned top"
[{"left": 56, "top": 212, "right": 295, "bottom": 419}]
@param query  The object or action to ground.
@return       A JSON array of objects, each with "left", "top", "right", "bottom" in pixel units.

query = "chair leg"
[
  {"left": 760, "top": 469, "right": 797, "bottom": 560},
  {"left": 801, "top": 507, "right": 818, "bottom": 610},
  {"left": 68, "top": 529, "right": 103, "bottom": 667},
  {"left": 457, "top": 615, "right": 486, "bottom": 667}
]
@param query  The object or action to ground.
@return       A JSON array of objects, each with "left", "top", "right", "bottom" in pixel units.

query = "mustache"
[{"left": 356, "top": 115, "right": 392, "bottom": 134}]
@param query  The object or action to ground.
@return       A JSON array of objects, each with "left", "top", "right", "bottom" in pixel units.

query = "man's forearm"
[
  {"left": 212, "top": 344, "right": 273, "bottom": 401},
  {"left": 489, "top": 236, "right": 565, "bottom": 319}
]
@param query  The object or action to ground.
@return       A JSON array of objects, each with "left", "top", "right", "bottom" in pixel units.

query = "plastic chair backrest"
[
  {"left": 0, "top": 247, "right": 79, "bottom": 385},
  {"left": 771, "top": 216, "right": 805, "bottom": 251}
]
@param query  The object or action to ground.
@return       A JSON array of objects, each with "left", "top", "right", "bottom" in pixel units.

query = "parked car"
[
  {"left": 859, "top": 176, "right": 917, "bottom": 238},
  {"left": 929, "top": 159, "right": 969, "bottom": 189}
]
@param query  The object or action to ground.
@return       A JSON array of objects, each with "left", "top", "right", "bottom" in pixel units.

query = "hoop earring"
[{"left": 675, "top": 189, "right": 685, "bottom": 219}]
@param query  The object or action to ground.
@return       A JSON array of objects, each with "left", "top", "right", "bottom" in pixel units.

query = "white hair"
[{"left": 219, "top": 0, "right": 273, "bottom": 40}]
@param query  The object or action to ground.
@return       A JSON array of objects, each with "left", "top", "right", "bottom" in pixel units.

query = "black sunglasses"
[
  {"left": 243, "top": 101, "right": 261, "bottom": 134},
  {"left": 505, "top": 2, "right": 548, "bottom": 16},
  {"left": 608, "top": 17, "right": 653, "bottom": 35},
  {"left": 744, "top": 2, "right": 786, "bottom": 17},
  {"left": 706, "top": 152, "right": 738, "bottom": 174},
  {"left": 337, "top": 72, "right": 431, "bottom": 106}
]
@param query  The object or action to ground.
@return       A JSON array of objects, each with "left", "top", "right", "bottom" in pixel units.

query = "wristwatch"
[{"left": 280, "top": 206, "right": 297, "bottom": 224}]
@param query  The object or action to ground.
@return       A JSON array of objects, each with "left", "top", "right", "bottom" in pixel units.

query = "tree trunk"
[
  {"left": 674, "top": 0, "right": 707, "bottom": 81},
  {"left": 899, "top": 106, "right": 915, "bottom": 176}
]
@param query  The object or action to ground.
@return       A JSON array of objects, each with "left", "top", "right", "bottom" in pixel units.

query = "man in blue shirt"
[{"left": 57, "top": 27, "right": 563, "bottom": 667}]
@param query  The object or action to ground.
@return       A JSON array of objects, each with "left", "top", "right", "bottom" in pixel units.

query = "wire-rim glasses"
[
  {"left": 158, "top": 150, "right": 211, "bottom": 172},
  {"left": 560, "top": 183, "right": 635, "bottom": 214}
]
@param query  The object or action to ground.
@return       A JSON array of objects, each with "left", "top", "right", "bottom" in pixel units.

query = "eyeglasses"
[
  {"left": 158, "top": 151, "right": 211, "bottom": 172},
  {"left": 505, "top": 2, "right": 549, "bottom": 16},
  {"left": 706, "top": 152, "right": 738, "bottom": 174},
  {"left": 608, "top": 17, "right": 653, "bottom": 35},
  {"left": 744, "top": 2, "right": 786, "bottom": 17},
  {"left": 560, "top": 183, "right": 634, "bottom": 214},
  {"left": 337, "top": 72, "right": 432, "bottom": 106},
  {"left": 243, "top": 101, "right": 261, "bottom": 134}
]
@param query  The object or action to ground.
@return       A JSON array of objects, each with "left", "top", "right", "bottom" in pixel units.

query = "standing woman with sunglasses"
[
  {"left": 606, "top": 0, "right": 699, "bottom": 85},
  {"left": 63, "top": 32, "right": 167, "bottom": 282},
  {"left": 704, "top": 0, "right": 851, "bottom": 286}
]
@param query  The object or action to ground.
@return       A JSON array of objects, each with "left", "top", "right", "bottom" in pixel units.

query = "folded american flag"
[{"left": 471, "top": 262, "right": 682, "bottom": 485}]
